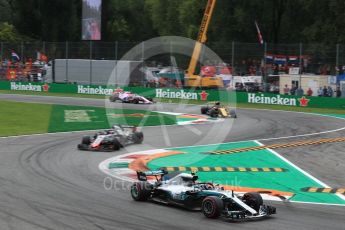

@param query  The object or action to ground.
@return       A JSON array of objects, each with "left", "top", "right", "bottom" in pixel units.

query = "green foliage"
[
  {"left": 0, "top": 22, "right": 21, "bottom": 42},
  {"left": 1, "top": 0, "right": 345, "bottom": 43},
  {"left": 0, "top": 0, "right": 12, "bottom": 22}
]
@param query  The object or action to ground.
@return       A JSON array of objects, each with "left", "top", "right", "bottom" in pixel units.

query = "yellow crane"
[{"left": 184, "top": 0, "right": 224, "bottom": 88}]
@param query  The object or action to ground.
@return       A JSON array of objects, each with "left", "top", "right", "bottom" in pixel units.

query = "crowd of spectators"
[
  {"left": 0, "top": 60, "right": 49, "bottom": 82},
  {"left": 317, "top": 86, "right": 342, "bottom": 97},
  {"left": 282, "top": 84, "right": 342, "bottom": 97}
]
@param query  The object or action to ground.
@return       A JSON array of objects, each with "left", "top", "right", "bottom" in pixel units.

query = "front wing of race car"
[
  {"left": 77, "top": 143, "right": 116, "bottom": 151},
  {"left": 132, "top": 96, "right": 154, "bottom": 104},
  {"left": 223, "top": 205, "right": 276, "bottom": 220},
  {"left": 221, "top": 194, "right": 276, "bottom": 220}
]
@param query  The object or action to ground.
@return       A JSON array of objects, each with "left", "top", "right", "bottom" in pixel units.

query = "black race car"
[
  {"left": 201, "top": 102, "right": 237, "bottom": 118},
  {"left": 77, "top": 125, "right": 143, "bottom": 151},
  {"left": 131, "top": 170, "right": 276, "bottom": 220}
]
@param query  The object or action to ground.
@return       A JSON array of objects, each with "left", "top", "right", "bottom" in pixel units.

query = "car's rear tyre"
[
  {"left": 82, "top": 136, "right": 91, "bottom": 145},
  {"left": 131, "top": 181, "right": 152, "bottom": 201},
  {"left": 242, "top": 192, "right": 263, "bottom": 212},
  {"left": 201, "top": 107, "right": 208, "bottom": 114},
  {"left": 202, "top": 196, "right": 223, "bottom": 218},
  {"left": 109, "top": 95, "right": 118, "bottom": 102},
  {"left": 133, "top": 132, "right": 144, "bottom": 144}
]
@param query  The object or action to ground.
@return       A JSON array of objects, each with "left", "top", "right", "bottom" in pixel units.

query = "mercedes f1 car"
[
  {"left": 201, "top": 102, "right": 237, "bottom": 118},
  {"left": 131, "top": 170, "right": 276, "bottom": 220},
  {"left": 77, "top": 125, "right": 143, "bottom": 151},
  {"left": 109, "top": 91, "right": 154, "bottom": 104}
]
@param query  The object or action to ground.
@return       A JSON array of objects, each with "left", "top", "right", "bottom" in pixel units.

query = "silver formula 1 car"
[
  {"left": 109, "top": 91, "right": 154, "bottom": 104},
  {"left": 131, "top": 170, "right": 276, "bottom": 220},
  {"left": 77, "top": 125, "right": 143, "bottom": 151}
]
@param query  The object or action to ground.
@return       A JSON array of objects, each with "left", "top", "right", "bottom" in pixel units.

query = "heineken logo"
[
  {"left": 155, "top": 89, "right": 209, "bottom": 100},
  {"left": 199, "top": 91, "right": 209, "bottom": 100},
  {"left": 42, "top": 83, "right": 49, "bottom": 92},
  {"left": 10, "top": 82, "right": 43, "bottom": 92},
  {"left": 248, "top": 93, "right": 310, "bottom": 107},
  {"left": 77, "top": 85, "right": 114, "bottom": 95},
  {"left": 298, "top": 96, "right": 310, "bottom": 107}
]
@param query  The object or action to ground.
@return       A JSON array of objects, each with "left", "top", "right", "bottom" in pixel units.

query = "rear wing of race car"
[
  {"left": 121, "top": 125, "right": 136, "bottom": 128},
  {"left": 111, "top": 124, "right": 139, "bottom": 132},
  {"left": 136, "top": 169, "right": 168, "bottom": 181},
  {"left": 121, "top": 125, "right": 138, "bottom": 132}
]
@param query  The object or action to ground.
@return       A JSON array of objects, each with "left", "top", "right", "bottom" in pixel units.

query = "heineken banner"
[
  {"left": 236, "top": 92, "right": 345, "bottom": 109},
  {"left": 0, "top": 81, "right": 224, "bottom": 101},
  {"left": 1, "top": 81, "right": 345, "bottom": 109}
]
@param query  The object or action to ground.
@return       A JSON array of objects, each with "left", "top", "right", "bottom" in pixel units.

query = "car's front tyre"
[
  {"left": 82, "top": 136, "right": 91, "bottom": 145},
  {"left": 202, "top": 196, "right": 223, "bottom": 218},
  {"left": 112, "top": 138, "right": 121, "bottom": 150},
  {"left": 133, "top": 132, "right": 144, "bottom": 144},
  {"left": 242, "top": 192, "right": 263, "bottom": 212},
  {"left": 201, "top": 106, "right": 208, "bottom": 114}
]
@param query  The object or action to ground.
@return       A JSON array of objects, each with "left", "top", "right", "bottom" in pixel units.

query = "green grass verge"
[
  {"left": 0, "top": 100, "right": 52, "bottom": 136},
  {"left": 0, "top": 100, "right": 177, "bottom": 136},
  {"left": 48, "top": 105, "right": 176, "bottom": 133}
]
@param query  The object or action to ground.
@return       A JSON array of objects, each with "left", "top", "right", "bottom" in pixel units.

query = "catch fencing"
[{"left": 1, "top": 41, "right": 345, "bottom": 84}]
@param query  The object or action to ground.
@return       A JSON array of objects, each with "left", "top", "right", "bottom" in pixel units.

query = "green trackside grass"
[
  {"left": 0, "top": 100, "right": 177, "bottom": 136},
  {"left": 0, "top": 100, "right": 52, "bottom": 136},
  {"left": 48, "top": 104, "right": 177, "bottom": 133}
]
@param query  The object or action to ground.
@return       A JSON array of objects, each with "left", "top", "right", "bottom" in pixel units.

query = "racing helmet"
[{"left": 181, "top": 174, "right": 194, "bottom": 186}]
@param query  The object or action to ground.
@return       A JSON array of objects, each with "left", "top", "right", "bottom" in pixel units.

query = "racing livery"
[
  {"left": 109, "top": 91, "right": 153, "bottom": 104},
  {"left": 131, "top": 170, "right": 276, "bottom": 220},
  {"left": 78, "top": 125, "right": 143, "bottom": 151}
]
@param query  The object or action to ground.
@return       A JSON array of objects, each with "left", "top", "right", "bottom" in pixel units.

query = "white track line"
[{"left": 254, "top": 140, "right": 345, "bottom": 205}]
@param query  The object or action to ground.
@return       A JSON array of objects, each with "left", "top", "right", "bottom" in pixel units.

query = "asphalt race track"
[{"left": 0, "top": 94, "right": 344, "bottom": 230}]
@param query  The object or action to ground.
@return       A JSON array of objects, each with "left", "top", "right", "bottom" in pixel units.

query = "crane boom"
[{"left": 186, "top": 0, "right": 216, "bottom": 77}]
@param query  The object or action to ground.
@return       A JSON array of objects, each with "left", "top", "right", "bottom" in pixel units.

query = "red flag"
[
  {"left": 37, "top": 51, "right": 48, "bottom": 62},
  {"left": 6, "top": 69, "right": 16, "bottom": 80},
  {"left": 255, "top": 21, "right": 264, "bottom": 45}
]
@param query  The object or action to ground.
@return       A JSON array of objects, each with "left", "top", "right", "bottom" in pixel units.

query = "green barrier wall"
[{"left": 1, "top": 81, "right": 345, "bottom": 109}]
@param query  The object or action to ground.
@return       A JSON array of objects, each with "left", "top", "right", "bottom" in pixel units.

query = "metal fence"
[{"left": 1, "top": 41, "right": 345, "bottom": 84}]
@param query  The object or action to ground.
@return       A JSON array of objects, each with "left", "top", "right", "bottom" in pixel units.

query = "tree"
[
  {"left": 0, "top": 0, "right": 12, "bottom": 23},
  {"left": 0, "top": 0, "right": 345, "bottom": 45},
  {"left": 9, "top": 0, "right": 80, "bottom": 41},
  {"left": 0, "top": 22, "right": 21, "bottom": 41}
]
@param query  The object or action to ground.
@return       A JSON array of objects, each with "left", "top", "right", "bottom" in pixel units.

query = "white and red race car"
[{"left": 109, "top": 91, "right": 154, "bottom": 104}]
